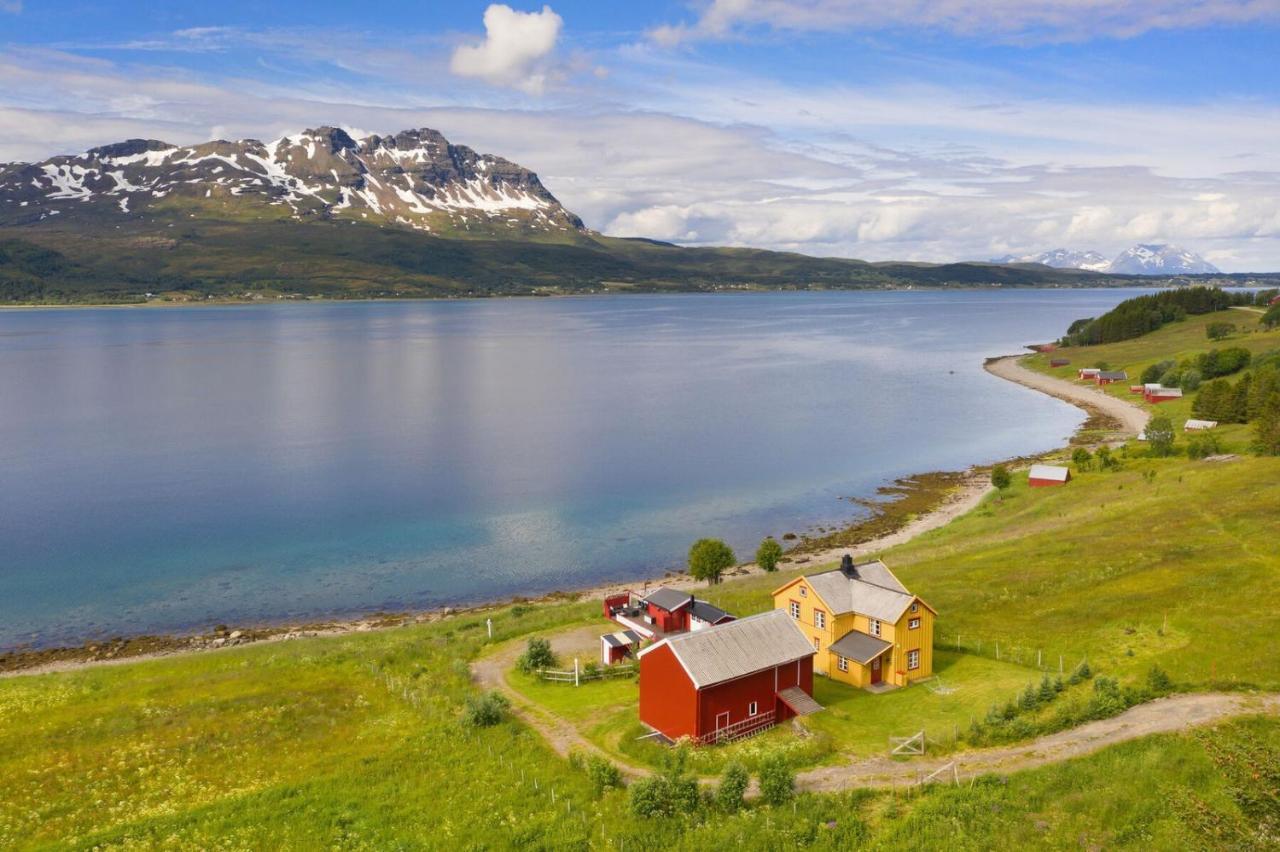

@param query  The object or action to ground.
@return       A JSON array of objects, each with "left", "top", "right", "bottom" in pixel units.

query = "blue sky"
[{"left": 2, "top": 1, "right": 1279, "bottom": 269}]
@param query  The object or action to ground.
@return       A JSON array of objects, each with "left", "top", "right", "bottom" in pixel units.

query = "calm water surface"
[{"left": 0, "top": 290, "right": 1151, "bottom": 648}]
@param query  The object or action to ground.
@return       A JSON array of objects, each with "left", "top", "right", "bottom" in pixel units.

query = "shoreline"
[{"left": 2, "top": 349, "right": 1152, "bottom": 679}]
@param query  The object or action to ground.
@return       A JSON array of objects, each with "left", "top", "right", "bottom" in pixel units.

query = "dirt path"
[
  {"left": 985, "top": 355, "right": 1150, "bottom": 438},
  {"left": 471, "top": 626, "right": 652, "bottom": 779},
  {"left": 798, "top": 691, "right": 1280, "bottom": 791}
]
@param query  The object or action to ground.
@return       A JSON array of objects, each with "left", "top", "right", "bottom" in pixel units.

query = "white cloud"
[
  {"left": 450, "top": 4, "right": 563, "bottom": 94},
  {"left": 652, "top": 0, "right": 1280, "bottom": 45}
]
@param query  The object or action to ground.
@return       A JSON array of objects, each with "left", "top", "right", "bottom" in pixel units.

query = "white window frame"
[
  {"left": 837, "top": 655, "right": 848, "bottom": 672},
  {"left": 907, "top": 649, "right": 920, "bottom": 670},
  {"left": 869, "top": 619, "right": 881, "bottom": 637},
  {"left": 813, "top": 637, "right": 820, "bottom": 652},
  {"left": 789, "top": 600, "right": 800, "bottom": 620},
  {"left": 799, "top": 586, "right": 807, "bottom": 597},
  {"left": 909, "top": 617, "right": 921, "bottom": 630},
  {"left": 910, "top": 603, "right": 919, "bottom": 613},
  {"left": 748, "top": 701, "right": 758, "bottom": 717},
  {"left": 814, "top": 609, "right": 826, "bottom": 630}
]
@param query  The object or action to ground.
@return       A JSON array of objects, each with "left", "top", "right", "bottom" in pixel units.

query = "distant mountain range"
[
  {"left": 0, "top": 127, "right": 1255, "bottom": 304},
  {"left": 994, "top": 244, "right": 1220, "bottom": 275}
]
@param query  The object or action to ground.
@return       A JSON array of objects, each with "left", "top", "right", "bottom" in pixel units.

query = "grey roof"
[
  {"left": 602, "top": 630, "right": 642, "bottom": 648},
  {"left": 803, "top": 562, "right": 917, "bottom": 623},
  {"left": 1029, "top": 464, "right": 1070, "bottom": 482},
  {"left": 642, "top": 609, "right": 814, "bottom": 689},
  {"left": 689, "top": 599, "right": 733, "bottom": 624},
  {"left": 777, "top": 686, "right": 823, "bottom": 716},
  {"left": 641, "top": 587, "right": 692, "bottom": 612},
  {"left": 1098, "top": 370, "right": 1128, "bottom": 380},
  {"left": 829, "top": 630, "right": 893, "bottom": 664}
]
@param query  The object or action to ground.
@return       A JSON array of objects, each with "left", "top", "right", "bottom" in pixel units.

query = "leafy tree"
[
  {"left": 1193, "top": 378, "right": 1232, "bottom": 421},
  {"left": 1071, "top": 448, "right": 1092, "bottom": 471},
  {"left": 1141, "top": 360, "right": 1175, "bottom": 384},
  {"left": 715, "top": 762, "right": 750, "bottom": 813},
  {"left": 1206, "top": 321, "right": 1236, "bottom": 340},
  {"left": 1256, "top": 388, "right": 1280, "bottom": 456},
  {"left": 516, "top": 636, "right": 557, "bottom": 674},
  {"left": 1096, "top": 446, "right": 1117, "bottom": 470},
  {"left": 1198, "top": 347, "right": 1252, "bottom": 379},
  {"left": 1146, "top": 415, "right": 1175, "bottom": 457},
  {"left": 755, "top": 537, "right": 783, "bottom": 573},
  {"left": 757, "top": 755, "right": 795, "bottom": 806},
  {"left": 1262, "top": 303, "right": 1280, "bottom": 330},
  {"left": 689, "top": 538, "right": 736, "bottom": 585},
  {"left": 990, "top": 464, "right": 1011, "bottom": 492},
  {"left": 1249, "top": 366, "right": 1280, "bottom": 420},
  {"left": 1179, "top": 368, "right": 1202, "bottom": 392},
  {"left": 462, "top": 691, "right": 509, "bottom": 727}
]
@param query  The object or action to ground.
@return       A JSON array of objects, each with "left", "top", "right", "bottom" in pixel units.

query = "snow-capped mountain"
[
  {"left": 995, "top": 243, "right": 1219, "bottom": 275},
  {"left": 0, "top": 127, "right": 585, "bottom": 235},
  {"left": 1107, "top": 244, "right": 1219, "bottom": 275},
  {"left": 993, "top": 248, "right": 1112, "bottom": 272}
]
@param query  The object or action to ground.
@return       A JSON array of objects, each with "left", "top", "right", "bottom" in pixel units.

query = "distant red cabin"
[
  {"left": 1096, "top": 370, "right": 1127, "bottom": 385},
  {"left": 1144, "top": 385, "right": 1183, "bottom": 403},
  {"left": 638, "top": 610, "right": 820, "bottom": 744},
  {"left": 1028, "top": 464, "right": 1071, "bottom": 487},
  {"left": 1049, "top": 358, "right": 1070, "bottom": 368}
]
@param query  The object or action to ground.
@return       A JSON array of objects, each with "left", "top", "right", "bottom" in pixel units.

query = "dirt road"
[{"left": 985, "top": 355, "right": 1150, "bottom": 438}]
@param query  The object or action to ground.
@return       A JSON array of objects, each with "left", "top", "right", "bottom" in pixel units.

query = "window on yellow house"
[
  {"left": 799, "top": 586, "right": 807, "bottom": 597},
  {"left": 869, "top": 619, "right": 881, "bottom": 637},
  {"left": 814, "top": 609, "right": 826, "bottom": 629},
  {"left": 909, "top": 618, "right": 920, "bottom": 629},
  {"left": 837, "top": 655, "right": 848, "bottom": 672},
  {"left": 907, "top": 649, "right": 920, "bottom": 670},
  {"left": 789, "top": 600, "right": 800, "bottom": 619}
]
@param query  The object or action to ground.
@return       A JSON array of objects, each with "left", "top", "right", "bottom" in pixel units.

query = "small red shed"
[
  {"left": 600, "top": 629, "right": 643, "bottom": 666},
  {"left": 1144, "top": 385, "right": 1184, "bottom": 403},
  {"left": 638, "top": 610, "right": 821, "bottom": 744}
]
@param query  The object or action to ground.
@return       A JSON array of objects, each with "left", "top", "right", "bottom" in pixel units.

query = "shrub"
[
  {"left": 516, "top": 637, "right": 557, "bottom": 674},
  {"left": 716, "top": 762, "right": 750, "bottom": 813},
  {"left": 1262, "top": 303, "right": 1280, "bottom": 329},
  {"left": 1187, "top": 432, "right": 1222, "bottom": 460},
  {"left": 758, "top": 755, "right": 795, "bottom": 806},
  {"left": 755, "top": 537, "right": 783, "bottom": 573},
  {"left": 631, "top": 751, "right": 701, "bottom": 818},
  {"left": 1206, "top": 321, "right": 1237, "bottom": 340},
  {"left": 1096, "top": 446, "right": 1118, "bottom": 470},
  {"left": 688, "top": 538, "right": 736, "bottom": 585},
  {"left": 462, "top": 691, "right": 509, "bottom": 727},
  {"left": 1147, "top": 665, "right": 1174, "bottom": 694},
  {"left": 1071, "top": 448, "right": 1092, "bottom": 471},
  {"left": 629, "top": 777, "right": 672, "bottom": 818},
  {"left": 990, "top": 464, "right": 1011, "bottom": 492},
  {"left": 1198, "top": 347, "right": 1252, "bottom": 379},
  {"left": 586, "top": 756, "right": 623, "bottom": 797},
  {"left": 1141, "top": 360, "right": 1175, "bottom": 384}
]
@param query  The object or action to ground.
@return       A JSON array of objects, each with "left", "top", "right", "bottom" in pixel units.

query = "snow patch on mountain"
[{"left": 995, "top": 243, "right": 1219, "bottom": 275}]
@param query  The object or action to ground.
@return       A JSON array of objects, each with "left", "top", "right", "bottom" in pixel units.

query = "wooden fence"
[{"left": 539, "top": 660, "right": 637, "bottom": 685}]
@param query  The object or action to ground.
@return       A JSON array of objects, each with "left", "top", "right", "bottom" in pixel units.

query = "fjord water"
[{"left": 0, "top": 290, "right": 1149, "bottom": 648}]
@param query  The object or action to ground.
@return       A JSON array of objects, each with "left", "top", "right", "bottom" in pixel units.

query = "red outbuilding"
[
  {"left": 1143, "top": 384, "right": 1184, "bottom": 403},
  {"left": 638, "top": 610, "right": 821, "bottom": 744},
  {"left": 1028, "top": 464, "right": 1071, "bottom": 487}
]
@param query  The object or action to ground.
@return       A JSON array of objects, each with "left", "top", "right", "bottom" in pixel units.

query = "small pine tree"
[
  {"left": 758, "top": 755, "right": 795, "bottom": 806},
  {"left": 1037, "top": 674, "right": 1056, "bottom": 703},
  {"left": 716, "top": 762, "right": 750, "bottom": 813}
]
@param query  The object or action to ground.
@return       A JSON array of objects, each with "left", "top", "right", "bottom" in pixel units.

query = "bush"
[
  {"left": 1147, "top": 665, "right": 1174, "bottom": 694},
  {"left": 630, "top": 751, "right": 700, "bottom": 818},
  {"left": 716, "top": 762, "right": 750, "bottom": 813},
  {"left": 462, "top": 691, "right": 509, "bottom": 727},
  {"left": 586, "top": 756, "right": 623, "bottom": 797},
  {"left": 1206, "top": 321, "right": 1236, "bottom": 340},
  {"left": 1071, "top": 448, "right": 1092, "bottom": 471},
  {"left": 758, "top": 755, "right": 795, "bottom": 806},
  {"left": 516, "top": 637, "right": 557, "bottom": 674},
  {"left": 990, "top": 464, "right": 1011, "bottom": 491},
  {"left": 1187, "top": 432, "right": 1222, "bottom": 460},
  {"left": 1096, "top": 446, "right": 1118, "bottom": 470},
  {"left": 755, "top": 537, "right": 783, "bottom": 573}
]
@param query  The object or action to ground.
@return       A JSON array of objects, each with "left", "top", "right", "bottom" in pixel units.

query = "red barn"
[
  {"left": 1143, "top": 384, "right": 1183, "bottom": 403},
  {"left": 1096, "top": 370, "right": 1127, "bottom": 385},
  {"left": 638, "top": 610, "right": 821, "bottom": 744}
]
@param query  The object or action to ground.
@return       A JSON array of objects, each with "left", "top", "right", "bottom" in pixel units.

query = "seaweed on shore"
[{"left": 793, "top": 470, "right": 974, "bottom": 553}]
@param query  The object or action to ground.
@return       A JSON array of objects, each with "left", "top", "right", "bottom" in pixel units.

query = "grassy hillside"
[
  {"left": 0, "top": 216, "right": 1149, "bottom": 304},
  {"left": 2, "top": 305, "right": 1279, "bottom": 848}
]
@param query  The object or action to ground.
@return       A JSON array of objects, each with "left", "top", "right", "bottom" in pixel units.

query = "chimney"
[{"left": 840, "top": 554, "right": 857, "bottom": 579}]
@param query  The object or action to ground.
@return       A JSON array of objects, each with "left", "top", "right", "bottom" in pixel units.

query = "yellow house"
[{"left": 772, "top": 555, "right": 935, "bottom": 690}]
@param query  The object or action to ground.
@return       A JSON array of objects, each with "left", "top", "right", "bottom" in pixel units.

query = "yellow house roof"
[{"left": 773, "top": 560, "right": 937, "bottom": 622}]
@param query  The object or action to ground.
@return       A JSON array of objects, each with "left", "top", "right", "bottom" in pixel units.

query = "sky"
[{"left": 2, "top": 1, "right": 1279, "bottom": 270}]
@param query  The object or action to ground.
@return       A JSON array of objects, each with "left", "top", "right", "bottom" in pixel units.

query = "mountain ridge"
[{"left": 994, "top": 244, "right": 1219, "bottom": 275}]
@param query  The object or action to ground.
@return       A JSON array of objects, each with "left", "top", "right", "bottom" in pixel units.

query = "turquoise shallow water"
[{"left": 0, "top": 289, "right": 1152, "bottom": 648}]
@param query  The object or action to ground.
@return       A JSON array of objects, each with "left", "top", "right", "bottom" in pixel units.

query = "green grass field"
[{"left": 3, "top": 305, "right": 1279, "bottom": 848}]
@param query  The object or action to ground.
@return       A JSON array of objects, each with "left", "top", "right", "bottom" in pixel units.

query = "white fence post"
[
  {"left": 487, "top": 618, "right": 492, "bottom": 639},
  {"left": 574, "top": 657, "right": 580, "bottom": 687}
]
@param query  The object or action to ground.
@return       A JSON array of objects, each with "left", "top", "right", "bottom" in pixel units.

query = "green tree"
[
  {"left": 515, "top": 636, "right": 557, "bottom": 674},
  {"left": 1096, "top": 446, "right": 1117, "bottom": 470},
  {"left": 1071, "top": 448, "right": 1093, "bottom": 472},
  {"left": 689, "top": 538, "right": 736, "bottom": 585},
  {"left": 990, "top": 464, "right": 1011, "bottom": 493},
  {"left": 1262, "top": 303, "right": 1280, "bottom": 330},
  {"left": 629, "top": 751, "right": 700, "bottom": 817},
  {"left": 755, "top": 537, "right": 783, "bottom": 573},
  {"left": 1146, "top": 415, "right": 1176, "bottom": 457},
  {"left": 1206, "top": 321, "right": 1236, "bottom": 340},
  {"left": 715, "top": 762, "right": 750, "bottom": 813},
  {"left": 758, "top": 755, "right": 795, "bottom": 806},
  {"left": 1256, "top": 388, "right": 1280, "bottom": 456}
]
